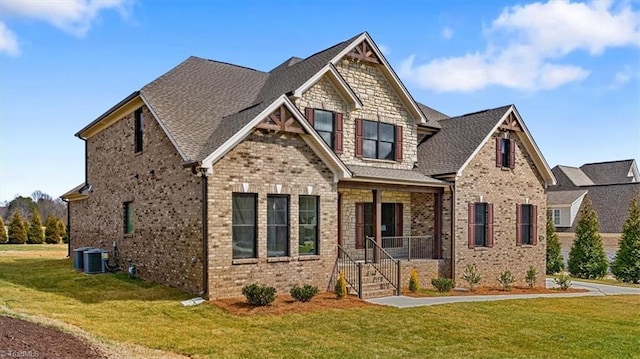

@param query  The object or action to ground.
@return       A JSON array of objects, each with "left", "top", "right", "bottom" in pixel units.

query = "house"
[
  {"left": 548, "top": 160, "right": 640, "bottom": 232},
  {"left": 61, "top": 32, "right": 555, "bottom": 299},
  {"left": 547, "top": 160, "right": 640, "bottom": 261}
]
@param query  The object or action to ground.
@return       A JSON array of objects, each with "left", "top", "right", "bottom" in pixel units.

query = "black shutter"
[{"left": 468, "top": 203, "right": 475, "bottom": 249}]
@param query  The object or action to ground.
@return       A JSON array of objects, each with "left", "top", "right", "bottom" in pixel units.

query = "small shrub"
[
  {"left": 462, "top": 264, "right": 482, "bottom": 290},
  {"left": 431, "top": 278, "right": 455, "bottom": 293},
  {"left": 335, "top": 271, "right": 347, "bottom": 299},
  {"left": 497, "top": 270, "right": 515, "bottom": 291},
  {"left": 525, "top": 266, "right": 537, "bottom": 288},
  {"left": 554, "top": 274, "right": 572, "bottom": 290},
  {"left": 241, "top": 284, "right": 276, "bottom": 306},
  {"left": 408, "top": 268, "right": 419, "bottom": 293},
  {"left": 290, "top": 285, "right": 318, "bottom": 302}
]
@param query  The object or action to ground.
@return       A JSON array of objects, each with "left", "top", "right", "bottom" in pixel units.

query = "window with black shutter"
[
  {"left": 517, "top": 204, "right": 538, "bottom": 246},
  {"left": 468, "top": 202, "right": 493, "bottom": 248}
]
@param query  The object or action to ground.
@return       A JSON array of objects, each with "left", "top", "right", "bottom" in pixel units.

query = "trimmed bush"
[
  {"left": 554, "top": 274, "right": 572, "bottom": 290},
  {"left": 408, "top": 268, "right": 419, "bottom": 293},
  {"left": 44, "top": 215, "right": 61, "bottom": 244},
  {"left": 27, "top": 210, "right": 44, "bottom": 244},
  {"left": 335, "top": 271, "right": 348, "bottom": 299},
  {"left": 546, "top": 211, "right": 564, "bottom": 274},
  {"left": 290, "top": 285, "right": 318, "bottom": 302},
  {"left": 611, "top": 194, "right": 640, "bottom": 283},
  {"left": 0, "top": 217, "right": 7, "bottom": 243},
  {"left": 431, "top": 278, "right": 455, "bottom": 293},
  {"left": 241, "top": 284, "right": 276, "bottom": 306},
  {"left": 462, "top": 264, "right": 482, "bottom": 290},
  {"left": 57, "top": 219, "right": 68, "bottom": 244},
  {"left": 568, "top": 196, "right": 608, "bottom": 279},
  {"left": 497, "top": 270, "right": 515, "bottom": 291},
  {"left": 7, "top": 212, "right": 27, "bottom": 244},
  {"left": 525, "top": 266, "right": 537, "bottom": 288}
]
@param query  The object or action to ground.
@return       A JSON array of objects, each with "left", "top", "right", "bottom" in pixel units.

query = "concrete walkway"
[{"left": 367, "top": 278, "right": 640, "bottom": 308}]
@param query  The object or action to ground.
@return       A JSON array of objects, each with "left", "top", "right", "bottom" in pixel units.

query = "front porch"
[{"left": 335, "top": 181, "right": 453, "bottom": 298}]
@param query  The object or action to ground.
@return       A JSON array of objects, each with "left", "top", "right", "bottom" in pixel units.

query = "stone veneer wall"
[
  {"left": 70, "top": 106, "right": 204, "bottom": 294},
  {"left": 454, "top": 131, "right": 547, "bottom": 288},
  {"left": 207, "top": 130, "right": 338, "bottom": 299},
  {"left": 295, "top": 57, "right": 418, "bottom": 171}
]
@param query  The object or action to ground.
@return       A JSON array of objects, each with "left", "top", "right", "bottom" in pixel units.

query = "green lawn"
[
  {"left": 549, "top": 274, "right": 640, "bottom": 288},
  {"left": 1, "top": 244, "right": 639, "bottom": 358}
]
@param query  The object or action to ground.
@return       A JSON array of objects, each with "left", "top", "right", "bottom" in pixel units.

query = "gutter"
[
  {"left": 199, "top": 167, "right": 209, "bottom": 300},
  {"left": 62, "top": 198, "right": 70, "bottom": 257}
]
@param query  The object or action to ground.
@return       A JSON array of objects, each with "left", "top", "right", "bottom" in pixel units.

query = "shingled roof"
[
  {"left": 556, "top": 183, "right": 640, "bottom": 233},
  {"left": 417, "top": 105, "right": 512, "bottom": 176},
  {"left": 554, "top": 166, "right": 595, "bottom": 187},
  {"left": 547, "top": 190, "right": 588, "bottom": 206},
  {"left": 416, "top": 102, "right": 447, "bottom": 128},
  {"left": 580, "top": 160, "right": 638, "bottom": 185}
]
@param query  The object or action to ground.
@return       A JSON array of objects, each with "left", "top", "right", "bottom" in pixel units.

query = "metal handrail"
[
  {"left": 375, "top": 235, "right": 436, "bottom": 260},
  {"left": 364, "top": 237, "right": 400, "bottom": 295},
  {"left": 337, "top": 244, "right": 362, "bottom": 298}
]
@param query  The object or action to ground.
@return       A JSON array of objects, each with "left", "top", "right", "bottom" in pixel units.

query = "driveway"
[{"left": 367, "top": 279, "right": 640, "bottom": 308}]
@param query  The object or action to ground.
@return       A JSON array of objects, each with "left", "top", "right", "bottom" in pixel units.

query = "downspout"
[
  {"left": 199, "top": 167, "right": 209, "bottom": 300},
  {"left": 450, "top": 184, "right": 456, "bottom": 280}
]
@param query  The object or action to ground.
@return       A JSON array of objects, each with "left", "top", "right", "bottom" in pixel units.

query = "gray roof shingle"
[
  {"left": 417, "top": 105, "right": 511, "bottom": 176},
  {"left": 347, "top": 165, "right": 449, "bottom": 185},
  {"left": 555, "top": 166, "right": 594, "bottom": 187},
  {"left": 547, "top": 190, "right": 588, "bottom": 205},
  {"left": 417, "top": 102, "right": 448, "bottom": 127},
  {"left": 580, "top": 160, "right": 637, "bottom": 185},
  {"left": 141, "top": 57, "right": 269, "bottom": 161},
  {"left": 556, "top": 183, "right": 640, "bottom": 233}
]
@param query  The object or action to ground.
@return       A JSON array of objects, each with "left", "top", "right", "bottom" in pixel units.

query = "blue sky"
[{"left": 0, "top": 0, "right": 638, "bottom": 202}]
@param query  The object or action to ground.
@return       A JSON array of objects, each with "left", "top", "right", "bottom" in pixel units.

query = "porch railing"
[
  {"left": 337, "top": 244, "right": 362, "bottom": 298},
  {"left": 377, "top": 236, "right": 437, "bottom": 260},
  {"left": 364, "top": 237, "right": 400, "bottom": 295}
]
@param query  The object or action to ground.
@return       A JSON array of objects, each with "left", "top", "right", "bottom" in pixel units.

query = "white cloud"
[
  {"left": 0, "top": 0, "right": 127, "bottom": 55},
  {"left": 0, "top": 22, "right": 19, "bottom": 56},
  {"left": 401, "top": 0, "right": 640, "bottom": 92},
  {"left": 441, "top": 27, "right": 453, "bottom": 40},
  {"left": 378, "top": 44, "right": 390, "bottom": 55}
]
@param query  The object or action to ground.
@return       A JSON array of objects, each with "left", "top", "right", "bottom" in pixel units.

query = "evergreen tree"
[
  {"left": 57, "top": 219, "right": 68, "bottom": 244},
  {"left": 568, "top": 196, "right": 608, "bottom": 279},
  {"left": 546, "top": 211, "right": 564, "bottom": 274},
  {"left": 44, "top": 215, "right": 61, "bottom": 244},
  {"left": 611, "top": 194, "right": 640, "bottom": 283},
  {"left": 27, "top": 210, "right": 45, "bottom": 244},
  {"left": 7, "top": 212, "right": 27, "bottom": 244},
  {"left": 0, "top": 217, "right": 7, "bottom": 243}
]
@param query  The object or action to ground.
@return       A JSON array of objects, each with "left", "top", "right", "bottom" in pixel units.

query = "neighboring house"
[
  {"left": 62, "top": 32, "right": 555, "bottom": 299},
  {"left": 548, "top": 160, "right": 640, "bottom": 233}
]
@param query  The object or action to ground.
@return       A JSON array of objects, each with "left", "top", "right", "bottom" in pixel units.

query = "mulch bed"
[
  {"left": 211, "top": 291, "right": 377, "bottom": 316},
  {"left": 0, "top": 316, "right": 105, "bottom": 359}
]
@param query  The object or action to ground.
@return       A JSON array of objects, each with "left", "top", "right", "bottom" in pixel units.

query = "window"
[
  {"left": 355, "top": 119, "right": 402, "bottom": 161},
  {"left": 134, "top": 108, "right": 143, "bottom": 153},
  {"left": 355, "top": 202, "right": 403, "bottom": 249},
  {"left": 552, "top": 209, "right": 561, "bottom": 226},
  {"left": 267, "top": 195, "right": 289, "bottom": 257},
  {"left": 314, "top": 110, "right": 334, "bottom": 148},
  {"left": 232, "top": 193, "right": 257, "bottom": 259},
  {"left": 517, "top": 204, "right": 538, "bottom": 246},
  {"left": 305, "top": 108, "right": 343, "bottom": 153},
  {"left": 123, "top": 201, "right": 134, "bottom": 234},
  {"left": 363, "top": 120, "right": 395, "bottom": 160},
  {"left": 467, "top": 202, "right": 494, "bottom": 248},
  {"left": 299, "top": 196, "right": 319, "bottom": 255},
  {"left": 496, "top": 136, "right": 515, "bottom": 168}
]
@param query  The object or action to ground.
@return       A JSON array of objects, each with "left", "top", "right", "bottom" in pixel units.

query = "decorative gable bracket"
[
  {"left": 345, "top": 40, "right": 380, "bottom": 64},
  {"left": 499, "top": 112, "right": 522, "bottom": 132},
  {"left": 256, "top": 105, "right": 306, "bottom": 134}
]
